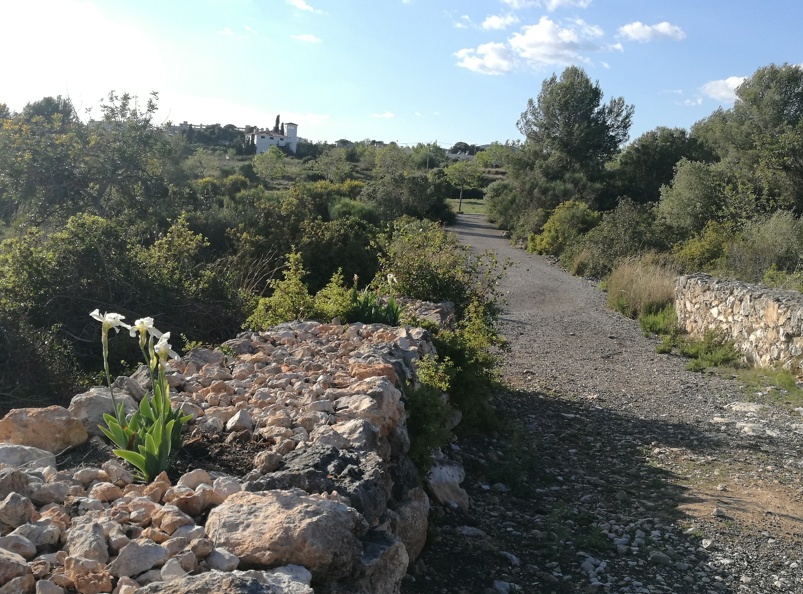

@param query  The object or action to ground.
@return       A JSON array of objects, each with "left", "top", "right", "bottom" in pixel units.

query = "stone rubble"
[{"left": 0, "top": 309, "right": 462, "bottom": 594}]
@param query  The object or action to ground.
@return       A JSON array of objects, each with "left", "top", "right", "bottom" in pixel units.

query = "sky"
[{"left": 1, "top": 0, "right": 801, "bottom": 147}]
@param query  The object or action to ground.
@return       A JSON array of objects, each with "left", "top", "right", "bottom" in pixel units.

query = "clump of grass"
[
  {"left": 737, "top": 366, "right": 803, "bottom": 406},
  {"left": 640, "top": 304, "right": 678, "bottom": 336},
  {"left": 678, "top": 330, "right": 742, "bottom": 371},
  {"left": 606, "top": 257, "right": 677, "bottom": 319}
]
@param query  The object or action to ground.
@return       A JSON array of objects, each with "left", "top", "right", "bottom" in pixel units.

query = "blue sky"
[{"left": 1, "top": 0, "right": 801, "bottom": 147}]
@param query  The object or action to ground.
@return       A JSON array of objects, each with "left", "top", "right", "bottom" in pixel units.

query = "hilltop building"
[{"left": 247, "top": 121, "right": 298, "bottom": 154}]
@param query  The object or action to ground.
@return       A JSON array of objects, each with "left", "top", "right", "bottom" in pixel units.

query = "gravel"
[{"left": 401, "top": 214, "right": 803, "bottom": 594}]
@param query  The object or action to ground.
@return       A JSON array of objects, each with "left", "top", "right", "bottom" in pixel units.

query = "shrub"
[
  {"left": 723, "top": 211, "right": 803, "bottom": 282},
  {"left": 570, "top": 199, "right": 666, "bottom": 278},
  {"left": 671, "top": 220, "right": 734, "bottom": 274},
  {"left": 405, "top": 355, "right": 455, "bottom": 473},
  {"left": 606, "top": 257, "right": 678, "bottom": 319},
  {"left": 379, "top": 218, "right": 504, "bottom": 317},
  {"left": 313, "top": 269, "right": 356, "bottom": 322},
  {"left": 639, "top": 305, "right": 678, "bottom": 336},
  {"left": 529, "top": 200, "right": 600, "bottom": 256},
  {"left": 246, "top": 251, "right": 314, "bottom": 329},
  {"left": 329, "top": 198, "right": 379, "bottom": 225},
  {"left": 678, "top": 330, "right": 741, "bottom": 371}
]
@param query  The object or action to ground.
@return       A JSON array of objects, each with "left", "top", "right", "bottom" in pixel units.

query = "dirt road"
[{"left": 403, "top": 214, "right": 803, "bottom": 594}]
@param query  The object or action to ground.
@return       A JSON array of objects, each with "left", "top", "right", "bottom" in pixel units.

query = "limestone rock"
[
  {"left": 0, "top": 493, "right": 36, "bottom": 530},
  {"left": 0, "top": 548, "right": 30, "bottom": 585},
  {"left": 107, "top": 541, "right": 168, "bottom": 578},
  {"left": 0, "top": 445, "right": 56, "bottom": 470},
  {"left": 67, "top": 388, "right": 137, "bottom": 438},
  {"left": 0, "top": 407, "right": 87, "bottom": 454},
  {"left": 205, "top": 489, "right": 368, "bottom": 582},
  {"left": 426, "top": 459, "right": 469, "bottom": 509}
]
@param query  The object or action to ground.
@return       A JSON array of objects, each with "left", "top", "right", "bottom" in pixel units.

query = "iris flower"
[
  {"left": 90, "top": 309, "right": 131, "bottom": 333},
  {"left": 154, "top": 332, "right": 180, "bottom": 362}
]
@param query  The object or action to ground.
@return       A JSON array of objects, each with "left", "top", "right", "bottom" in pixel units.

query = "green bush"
[
  {"left": 639, "top": 304, "right": 678, "bottom": 336},
  {"left": 678, "top": 330, "right": 741, "bottom": 371},
  {"left": 313, "top": 269, "right": 356, "bottom": 322},
  {"left": 405, "top": 355, "right": 455, "bottom": 473},
  {"left": 570, "top": 199, "right": 666, "bottom": 278},
  {"left": 378, "top": 218, "right": 504, "bottom": 317},
  {"left": 529, "top": 200, "right": 600, "bottom": 256},
  {"left": 246, "top": 251, "right": 314, "bottom": 329},
  {"left": 723, "top": 211, "right": 803, "bottom": 282},
  {"left": 671, "top": 220, "right": 734, "bottom": 274}
]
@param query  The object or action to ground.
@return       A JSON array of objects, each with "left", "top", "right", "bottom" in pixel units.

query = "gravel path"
[{"left": 402, "top": 214, "right": 803, "bottom": 594}]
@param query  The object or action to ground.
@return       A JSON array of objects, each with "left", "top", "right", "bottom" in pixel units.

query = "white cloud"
[
  {"left": 454, "top": 15, "right": 472, "bottom": 29},
  {"left": 501, "top": 0, "right": 591, "bottom": 10},
  {"left": 455, "top": 42, "right": 515, "bottom": 75},
  {"left": 618, "top": 21, "right": 686, "bottom": 42},
  {"left": 291, "top": 33, "right": 322, "bottom": 43},
  {"left": 286, "top": 0, "right": 316, "bottom": 11},
  {"left": 371, "top": 112, "right": 395, "bottom": 119},
  {"left": 543, "top": 0, "right": 592, "bottom": 9},
  {"left": 508, "top": 16, "right": 604, "bottom": 67},
  {"left": 679, "top": 97, "right": 703, "bottom": 107},
  {"left": 483, "top": 14, "right": 520, "bottom": 30},
  {"left": 700, "top": 76, "right": 746, "bottom": 102}
]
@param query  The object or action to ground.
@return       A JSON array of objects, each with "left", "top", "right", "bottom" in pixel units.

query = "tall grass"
[{"left": 606, "top": 257, "right": 678, "bottom": 319}]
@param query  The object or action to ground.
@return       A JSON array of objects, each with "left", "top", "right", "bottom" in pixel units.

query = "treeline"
[
  {"left": 0, "top": 92, "right": 479, "bottom": 410},
  {"left": 489, "top": 63, "right": 803, "bottom": 289}
]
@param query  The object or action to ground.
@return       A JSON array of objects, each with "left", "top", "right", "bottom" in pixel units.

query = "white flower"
[
  {"left": 129, "top": 317, "right": 163, "bottom": 339},
  {"left": 154, "top": 332, "right": 180, "bottom": 361},
  {"left": 90, "top": 309, "right": 131, "bottom": 333},
  {"left": 387, "top": 273, "right": 398, "bottom": 285}
]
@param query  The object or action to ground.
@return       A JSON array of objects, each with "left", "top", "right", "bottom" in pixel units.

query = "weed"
[
  {"left": 640, "top": 305, "right": 678, "bottom": 336},
  {"left": 678, "top": 330, "right": 741, "bottom": 370}
]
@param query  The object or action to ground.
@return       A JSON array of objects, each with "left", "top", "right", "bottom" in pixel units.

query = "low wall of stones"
[
  {"left": 0, "top": 307, "right": 463, "bottom": 594},
  {"left": 675, "top": 274, "right": 803, "bottom": 371}
]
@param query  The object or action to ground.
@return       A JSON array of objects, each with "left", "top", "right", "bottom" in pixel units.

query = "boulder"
[
  {"left": 67, "top": 388, "right": 137, "bottom": 438},
  {"left": 0, "top": 407, "right": 87, "bottom": 454},
  {"left": 0, "top": 445, "right": 56, "bottom": 470},
  {"left": 0, "top": 548, "right": 29, "bottom": 585},
  {"left": 205, "top": 489, "right": 367, "bottom": 583}
]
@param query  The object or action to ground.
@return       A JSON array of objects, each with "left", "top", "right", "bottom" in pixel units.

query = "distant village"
[{"left": 165, "top": 116, "right": 489, "bottom": 160}]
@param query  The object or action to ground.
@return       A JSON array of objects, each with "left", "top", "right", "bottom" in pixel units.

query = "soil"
[{"left": 400, "top": 214, "right": 803, "bottom": 594}]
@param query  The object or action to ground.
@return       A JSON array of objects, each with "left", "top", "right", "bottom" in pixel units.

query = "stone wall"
[
  {"left": 0, "top": 308, "right": 462, "bottom": 594},
  {"left": 675, "top": 273, "right": 803, "bottom": 371}
]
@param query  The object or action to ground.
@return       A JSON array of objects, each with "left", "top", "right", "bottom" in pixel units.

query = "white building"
[{"left": 248, "top": 123, "right": 298, "bottom": 154}]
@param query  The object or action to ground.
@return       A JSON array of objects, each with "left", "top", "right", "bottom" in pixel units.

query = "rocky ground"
[{"left": 401, "top": 214, "right": 803, "bottom": 594}]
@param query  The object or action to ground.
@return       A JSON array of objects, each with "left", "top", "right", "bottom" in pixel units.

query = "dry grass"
[{"left": 606, "top": 256, "right": 678, "bottom": 319}]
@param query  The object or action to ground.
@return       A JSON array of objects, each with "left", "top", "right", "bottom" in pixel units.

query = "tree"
[
  {"left": 517, "top": 66, "right": 634, "bottom": 175},
  {"left": 445, "top": 160, "right": 484, "bottom": 212},
  {"left": 184, "top": 148, "right": 219, "bottom": 178},
  {"left": 374, "top": 144, "right": 411, "bottom": 177},
  {"left": 253, "top": 146, "right": 287, "bottom": 182},
  {"left": 410, "top": 143, "right": 447, "bottom": 170},
  {"left": 314, "top": 148, "right": 352, "bottom": 182},
  {"left": 612, "top": 127, "right": 712, "bottom": 204},
  {"left": 475, "top": 142, "right": 515, "bottom": 169}
]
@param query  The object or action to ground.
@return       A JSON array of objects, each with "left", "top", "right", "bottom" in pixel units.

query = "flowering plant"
[{"left": 91, "top": 310, "right": 191, "bottom": 482}]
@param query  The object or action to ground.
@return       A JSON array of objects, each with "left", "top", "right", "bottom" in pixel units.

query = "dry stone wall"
[
  {"left": 0, "top": 304, "right": 461, "bottom": 594},
  {"left": 675, "top": 273, "right": 803, "bottom": 371}
]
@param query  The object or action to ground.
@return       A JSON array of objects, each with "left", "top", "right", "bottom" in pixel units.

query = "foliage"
[
  {"left": 432, "top": 299, "right": 503, "bottom": 432},
  {"left": 529, "top": 200, "right": 600, "bottom": 257},
  {"left": 329, "top": 198, "right": 379, "bottom": 224},
  {"left": 657, "top": 159, "right": 724, "bottom": 237},
  {"left": 379, "top": 218, "right": 504, "bottom": 316},
  {"left": 253, "top": 146, "right": 287, "bottom": 182},
  {"left": 475, "top": 141, "right": 515, "bottom": 169},
  {"left": 762, "top": 265, "right": 803, "bottom": 292},
  {"left": 722, "top": 210, "right": 803, "bottom": 282},
  {"left": 678, "top": 330, "right": 742, "bottom": 371},
  {"left": 246, "top": 251, "right": 314, "bottom": 329},
  {"left": 444, "top": 160, "right": 484, "bottom": 211},
  {"left": 570, "top": 199, "right": 667, "bottom": 278},
  {"left": 611, "top": 127, "right": 713, "bottom": 204},
  {"left": 606, "top": 257, "right": 677, "bottom": 319},
  {"left": 639, "top": 305, "right": 678, "bottom": 337},
  {"left": 313, "top": 270, "right": 356, "bottom": 322},
  {"left": 359, "top": 172, "right": 453, "bottom": 223},
  {"left": 410, "top": 143, "right": 447, "bottom": 170},
  {"left": 351, "top": 290, "right": 401, "bottom": 326},
  {"left": 93, "top": 312, "right": 191, "bottom": 483},
  {"left": 405, "top": 355, "right": 455, "bottom": 472},
  {"left": 517, "top": 66, "right": 633, "bottom": 176},
  {"left": 671, "top": 221, "right": 734, "bottom": 274}
]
